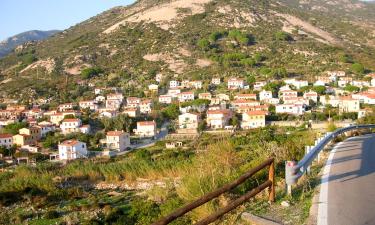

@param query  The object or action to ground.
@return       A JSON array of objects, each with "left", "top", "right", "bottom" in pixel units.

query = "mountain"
[
  {"left": 0, "top": 30, "right": 60, "bottom": 58},
  {"left": 0, "top": 0, "right": 374, "bottom": 103}
]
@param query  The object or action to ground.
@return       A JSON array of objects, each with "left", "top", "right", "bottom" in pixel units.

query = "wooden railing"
[{"left": 152, "top": 158, "right": 275, "bottom": 225}]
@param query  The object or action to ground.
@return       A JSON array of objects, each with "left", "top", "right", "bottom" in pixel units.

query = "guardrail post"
[
  {"left": 305, "top": 146, "right": 311, "bottom": 175},
  {"left": 268, "top": 160, "right": 275, "bottom": 202},
  {"left": 285, "top": 161, "right": 297, "bottom": 195}
]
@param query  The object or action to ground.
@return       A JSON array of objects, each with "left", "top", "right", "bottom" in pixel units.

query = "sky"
[{"left": 0, "top": 0, "right": 135, "bottom": 41}]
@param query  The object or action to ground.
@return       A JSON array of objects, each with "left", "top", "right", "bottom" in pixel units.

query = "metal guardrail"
[
  {"left": 152, "top": 158, "right": 275, "bottom": 225},
  {"left": 285, "top": 124, "right": 375, "bottom": 193}
]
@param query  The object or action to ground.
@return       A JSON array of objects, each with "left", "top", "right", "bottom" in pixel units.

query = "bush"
[
  {"left": 351, "top": 63, "right": 365, "bottom": 74},
  {"left": 81, "top": 67, "right": 104, "bottom": 79},
  {"left": 275, "top": 31, "right": 292, "bottom": 41},
  {"left": 44, "top": 210, "right": 60, "bottom": 219}
]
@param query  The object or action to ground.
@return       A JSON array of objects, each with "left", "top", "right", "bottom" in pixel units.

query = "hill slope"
[
  {"left": 0, "top": 0, "right": 374, "bottom": 103},
  {"left": 0, "top": 30, "right": 60, "bottom": 58}
]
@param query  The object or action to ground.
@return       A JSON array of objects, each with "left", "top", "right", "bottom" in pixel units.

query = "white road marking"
[{"left": 317, "top": 141, "right": 344, "bottom": 225}]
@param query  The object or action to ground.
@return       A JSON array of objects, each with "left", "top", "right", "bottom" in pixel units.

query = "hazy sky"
[{"left": 0, "top": 0, "right": 135, "bottom": 41}]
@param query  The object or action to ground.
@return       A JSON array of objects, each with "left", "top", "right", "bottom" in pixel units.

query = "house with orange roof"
[
  {"left": 159, "top": 95, "right": 173, "bottom": 104},
  {"left": 178, "top": 112, "right": 201, "bottom": 130},
  {"left": 241, "top": 111, "right": 267, "bottom": 129},
  {"left": 105, "top": 131, "right": 130, "bottom": 151},
  {"left": 139, "top": 99, "right": 153, "bottom": 114},
  {"left": 234, "top": 93, "right": 257, "bottom": 101},
  {"left": 303, "top": 91, "right": 318, "bottom": 102},
  {"left": 198, "top": 93, "right": 212, "bottom": 100},
  {"left": 178, "top": 92, "right": 194, "bottom": 102},
  {"left": 206, "top": 109, "right": 233, "bottom": 129},
  {"left": 60, "top": 118, "right": 90, "bottom": 134},
  {"left": 58, "top": 140, "right": 87, "bottom": 160},
  {"left": 228, "top": 78, "right": 245, "bottom": 90},
  {"left": 339, "top": 96, "right": 360, "bottom": 113},
  {"left": 134, "top": 121, "right": 157, "bottom": 137}
]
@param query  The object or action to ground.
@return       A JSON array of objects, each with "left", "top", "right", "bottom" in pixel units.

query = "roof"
[
  {"left": 232, "top": 99, "right": 259, "bottom": 104},
  {"left": 207, "top": 109, "right": 231, "bottom": 115},
  {"left": 107, "top": 131, "right": 125, "bottom": 136},
  {"left": 137, "top": 121, "right": 156, "bottom": 126},
  {"left": 179, "top": 92, "right": 194, "bottom": 95},
  {"left": 62, "top": 118, "right": 80, "bottom": 122},
  {"left": 236, "top": 93, "right": 256, "bottom": 97},
  {"left": 0, "top": 134, "right": 12, "bottom": 138},
  {"left": 245, "top": 111, "right": 268, "bottom": 116},
  {"left": 60, "top": 139, "right": 80, "bottom": 147}
]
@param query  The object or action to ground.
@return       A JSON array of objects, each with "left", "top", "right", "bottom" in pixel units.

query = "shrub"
[
  {"left": 44, "top": 210, "right": 60, "bottom": 219},
  {"left": 81, "top": 67, "right": 104, "bottom": 79},
  {"left": 275, "top": 31, "right": 292, "bottom": 41}
]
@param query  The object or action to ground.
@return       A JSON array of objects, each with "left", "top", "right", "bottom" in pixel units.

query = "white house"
[
  {"left": 79, "top": 100, "right": 98, "bottom": 111},
  {"left": 211, "top": 78, "right": 221, "bottom": 85},
  {"left": 60, "top": 118, "right": 90, "bottom": 134},
  {"left": 105, "top": 131, "right": 130, "bottom": 151},
  {"left": 264, "top": 98, "right": 280, "bottom": 105},
  {"left": 168, "top": 88, "right": 181, "bottom": 98},
  {"left": 320, "top": 95, "right": 340, "bottom": 107},
  {"left": 169, "top": 80, "right": 180, "bottom": 88},
  {"left": 159, "top": 95, "right": 173, "bottom": 104},
  {"left": 303, "top": 91, "right": 318, "bottom": 102},
  {"left": 338, "top": 77, "right": 353, "bottom": 88},
  {"left": 276, "top": 104, "right": 305, "bottom": 115},
  {"left": 284, "top": 79, "right": 308, "bottom": 89},
  {"left": 206, "top": 109, "right": 233, "bottom": 129},
  {"left": 234, "top": 94, "right": 257, "bottom": 101},
  {"left": 254, "top": 81, "right": 267, "bottom": 91},
  {"left": 178, "top": 113, "right": 201, "bottom": 129},
  {"left": 37, "top": 121, "right": 56, "bottom": 137},
  {"left": 106, "top": 93, "right": 123, "bottom": 110},
  {"left": 198, "top": 93, "right": 212, "bottom": 100},
  {"left": 228, "top": 78, "right": 245, "bottom": 90},
  {"left": 58, "top": 140, "right": 88, "bottom": 160},
  {"left": 0, "top": 134, "right": 13, "bottom": 148},
  {"left": 339, "top": 96, "right": 360, "bottom": 113},
  {"left": 58, "top": 103, "right": 74, "bottom": 112},
  {"left": 127, "top": 97, "right": 141, "bottom": 107},
  {"left": 190, "top": 80, "right": 203, "bottom": 89},
  {"left": 148, "top": 84, "right": 159, "bottom": 93},
  {"left": 259, "top": 90, "right": 273, "bottom": 101},
  {"left": 96, "top": 95, "right": 106, "bottom": 102},
  {"left": 123, "top": 107, "right": 140, "bottom": 118},
  {"left": 279, "top": 90, "right": 298, "bottom": 101},
  {"left": 134, "top": 121, "right": 157, "bottom": 138},
  {"left": 178, "top": 92, "right": 195, "bottom": 102},
  {"left": 139, "top": 100, "right": 153, "bottom": 114}
]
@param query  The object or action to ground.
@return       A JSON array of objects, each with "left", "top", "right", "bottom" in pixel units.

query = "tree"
[
  {"left": 246, "top": 73, "right": 256, "bottom": 86},
  {"left": 162, "top": 104, "right": 180, "bottom": 120},
  {"left": 275, "top": 31, "right": 292, "bottom": 41},
  {"left": 351, "top": 63, "right": 365, "bottom": 74},
  {"left": 344, "top": 85, "right": 360, "bottom": 93},
  {"left": 81, "top": 67, "right": 104, "bottom": 79},
  {"left": 3, "top": 122, "right": 27, "bottom": 135},
  {"left": 312, "top": 85, "right": 326, "bottom": 95}
]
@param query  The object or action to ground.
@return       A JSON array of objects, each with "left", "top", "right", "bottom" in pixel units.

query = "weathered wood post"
[{"left": 268, "top": 160, "right": 275, "bottom": 202}]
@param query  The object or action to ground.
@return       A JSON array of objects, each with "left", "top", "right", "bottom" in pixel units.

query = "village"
[{"left": 0, "top": 70, "right": 374, "bottom": 165}]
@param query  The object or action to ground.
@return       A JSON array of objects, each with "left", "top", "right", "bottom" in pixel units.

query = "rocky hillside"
[
  {"left": 0, "top": 0, "right": 374, "bottom": 103},
  {"left": 0, "top": 30, "right": 60, "bottom": 58}
]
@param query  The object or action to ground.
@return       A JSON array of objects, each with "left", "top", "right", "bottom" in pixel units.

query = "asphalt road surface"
[{"left": 318, "top": 134, "right": 375, "bottom": 225}]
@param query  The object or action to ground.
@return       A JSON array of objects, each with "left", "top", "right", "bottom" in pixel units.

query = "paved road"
[{"left": 318, "top": 134, "right": 375, "bottom": 225}]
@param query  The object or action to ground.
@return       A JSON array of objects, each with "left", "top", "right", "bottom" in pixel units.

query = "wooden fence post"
[{"left": 268, "top": 160, "right": 275, "bottom": 202}]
